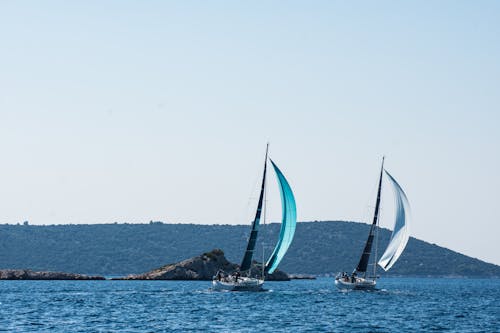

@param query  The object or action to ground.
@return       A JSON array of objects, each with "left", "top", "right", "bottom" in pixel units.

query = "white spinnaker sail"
[{"left": 377, "top": 170, "right": 411, "bottom": 271}]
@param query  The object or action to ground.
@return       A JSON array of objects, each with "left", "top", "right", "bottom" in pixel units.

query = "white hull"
[
  {"left": 212, "top": 277, "right": 264, "bottom": 291},
  {"left": 334, "top": 277, "right": 377, "bottom": 290}
]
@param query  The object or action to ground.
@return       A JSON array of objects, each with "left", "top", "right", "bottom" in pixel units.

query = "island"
[
  {"left": 114, "top": 249, "right": 290, "bottom": 281},
  {"left": 1, "top": 221, "right": 499, "bottom": 278}
]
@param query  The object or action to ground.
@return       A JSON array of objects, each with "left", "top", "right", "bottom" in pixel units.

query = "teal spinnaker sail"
[{"left": 265, "top": 160, "right": 297, "bottom": 274}]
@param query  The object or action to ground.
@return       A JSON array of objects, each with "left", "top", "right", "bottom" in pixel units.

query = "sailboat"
[
  {"left": 212, "top": 144, "right": 297, "bottom": 291},
  {"left": 335, "top": 157, "right": 411, "bottom": 290}
]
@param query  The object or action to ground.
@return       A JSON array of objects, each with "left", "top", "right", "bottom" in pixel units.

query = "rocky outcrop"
[
  {"left": 117, "top": 249, "right": 290, "bottom": 281},
  {"left": 0, "top": 269, "right": 105, "bottom": 280}
]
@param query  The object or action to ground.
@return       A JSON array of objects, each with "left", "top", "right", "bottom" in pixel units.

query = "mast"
[
  {"left": 261, "top": 143, "right": 269, "bottom": 281},
  {"left": 355, "top": 157, "right": 385, "bottom": 277},
  {"left": 373, "top": 207, "right": 379, "bottom": 278},
  {"left": 240, "top": 144, "right": 269, "bottom": 272}
]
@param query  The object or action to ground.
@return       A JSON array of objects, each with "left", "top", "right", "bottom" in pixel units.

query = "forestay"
[
  {"left": 377, "top": 170, "right": 411, "bottom": 271},
  {"left": 240, "top": 146, "right": 268, "bottom": 272}
]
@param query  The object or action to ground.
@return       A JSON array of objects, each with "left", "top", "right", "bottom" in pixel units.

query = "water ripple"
[{"left": 0, "top": 278, "right": 499, "bottom": 332}]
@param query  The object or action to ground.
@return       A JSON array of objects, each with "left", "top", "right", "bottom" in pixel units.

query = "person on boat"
[
  {"left": 233, "top": 271, "right": 240, "bottom": 282},
  {"left": 351, "top": 272, "right": 357, "bottom": 283}
]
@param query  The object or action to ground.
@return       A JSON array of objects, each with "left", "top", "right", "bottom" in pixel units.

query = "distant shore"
[
  {"left": 0, "top": 269, "right": 105, "bottom": 280},
  {"left": 1, "top": 222, "right": 499, "bottom": 278}
]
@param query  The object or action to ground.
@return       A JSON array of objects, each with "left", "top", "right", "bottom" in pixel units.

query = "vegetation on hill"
[{"left": 0, "top": 221, "right": 498, "bottom": 277}]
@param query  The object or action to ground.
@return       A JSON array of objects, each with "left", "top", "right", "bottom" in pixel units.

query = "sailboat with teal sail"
[
  {"left": 335, "top": 157, "right": 411, "bottom": 290},
  {"left": 212, "top": 144, "right": 297, "bottom": 291}
]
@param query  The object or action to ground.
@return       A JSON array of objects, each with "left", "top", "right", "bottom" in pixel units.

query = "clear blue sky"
[{"left": 1, "top": 1, "right": 499, "bottom": 265}]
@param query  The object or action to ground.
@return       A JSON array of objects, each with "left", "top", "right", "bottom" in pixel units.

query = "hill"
[{"left": 0, "top": 221, "right": 498, "bottom": 277}]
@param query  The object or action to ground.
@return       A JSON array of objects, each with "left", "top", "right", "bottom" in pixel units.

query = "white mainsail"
[{"left": 377, "top": 170, "right": 411, "bottom": 271}]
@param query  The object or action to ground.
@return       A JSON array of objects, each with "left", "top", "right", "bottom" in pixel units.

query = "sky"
[{"left": 0, "top": 1, "right": 499, "bottom": 265}]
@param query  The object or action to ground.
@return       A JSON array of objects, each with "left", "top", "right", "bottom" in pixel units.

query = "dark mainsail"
[
  {"left": 355, "top": 157, "right": 385, "bottom": 274},
  {"left": 240, "top": 144, "right": 269, "bottom": 272}
]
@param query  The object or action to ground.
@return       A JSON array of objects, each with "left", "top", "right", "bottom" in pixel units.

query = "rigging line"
[
  {"left": 231, "top": 152, "right": 266, "bottom": 229},
  {"left": 241, "top": 171, "right": 262, "bottom": 223},
  {"left": 372, "top": 158, "right": 385, "bottom": 277},
  {"left": 361, "top": 173, "right": 382, "bottom": 227},
  {"left": 262, "top": 145, "right": 269, "bottom": 279},
  {"left": 356, "top": 157, "right": 385, "bottom": 276},
  {"left": 374, "top": 211, "right": 380, "bottom": 277},
  {"left": 373, "top": 179, "right": 382, "bottom": 278}
]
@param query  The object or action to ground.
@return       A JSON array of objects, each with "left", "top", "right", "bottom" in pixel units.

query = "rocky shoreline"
[
  {"left": 114, "top": 249, "right": 290, "bottom": 281},
  {"left": 1, "top": 249, "right": 291, "bottom": 281},
  {"left": 0, "top": 269, "right": 105, "bottom": 280}
]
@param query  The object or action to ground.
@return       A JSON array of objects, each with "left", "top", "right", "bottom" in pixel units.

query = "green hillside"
[{"left": 0, "top": 221, "right": 498, "bottom": 277}]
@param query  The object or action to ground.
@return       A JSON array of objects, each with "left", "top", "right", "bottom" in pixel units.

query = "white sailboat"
[
  {"left": 212, "top": 144, "right": 297, "bottom": 291},
  {"left": 335, "top": 157, "right": 411, "bottom": 290}
]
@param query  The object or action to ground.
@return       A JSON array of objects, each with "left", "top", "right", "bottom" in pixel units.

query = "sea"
[{"left": 0, "top": 278, "right": 498, "bottom": 332}]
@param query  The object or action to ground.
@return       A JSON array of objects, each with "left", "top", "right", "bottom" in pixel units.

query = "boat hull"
[
  {"left": 212, "top": 277, "right": 264, "bottom": 291},
  {"left": 334, "top": 277, "right": 376, "bottom": 290}
]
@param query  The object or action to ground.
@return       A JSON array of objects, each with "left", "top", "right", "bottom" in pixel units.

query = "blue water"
[{"left": 0, "top": 278, "right": 498, "bottom": 332}]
